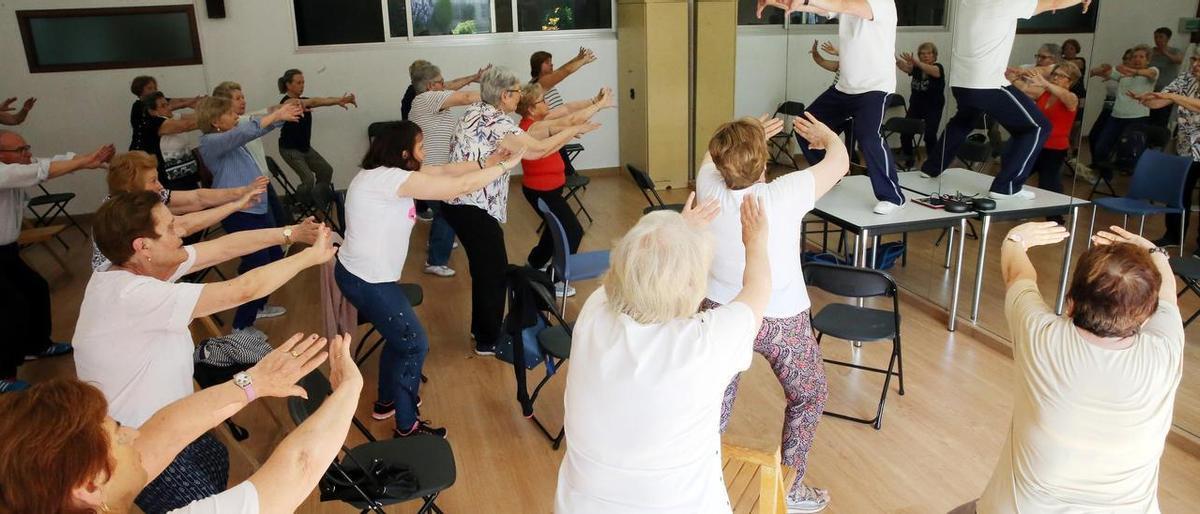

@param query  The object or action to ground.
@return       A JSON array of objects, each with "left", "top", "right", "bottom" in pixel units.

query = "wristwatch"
[
  {"left": 282, "top": 227, "right": 294, "bottom": 246},
  {"left": 233, "top": 372, "right": 256, "bottom": 401}
]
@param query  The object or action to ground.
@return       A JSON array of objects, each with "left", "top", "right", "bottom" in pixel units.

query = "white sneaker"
[
  {"left": 231, "top": 326, "right": 267, "bottom": 340},
  {"left": 873, "top": 200, "right": 906, "bottom": 215},
  {"left": 256, "top": 305, "right": 287, "bottom": 319},
  {"left": 990, "top": 189, "right": 1035, "bottom": 200},
  {"left": 555, "top": 282, "right": 577, "bottom": 298},
  {"left": 786, "top": 484, "right": 830, "bottom": 513},
  {"left": 423, "top": 264, "right": 456, "bottom": 277}
]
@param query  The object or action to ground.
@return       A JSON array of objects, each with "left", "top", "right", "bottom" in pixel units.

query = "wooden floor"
[{"left": 17, "top": 169, "right": 1200, "bottom": 513}]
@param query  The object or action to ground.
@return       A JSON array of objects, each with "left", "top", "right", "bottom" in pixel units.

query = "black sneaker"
[
  {"left": 394, "top": 419, "right": 447, "bottom": 439},
  {"left": 474, "top": 342, "right": 496, "bottom": 356},
  {"left": 373, "top": 396, "right": 423, "bottom": 421},
  {"left": 1153, "top": 236, "right": 1181, "bottom": 248}
]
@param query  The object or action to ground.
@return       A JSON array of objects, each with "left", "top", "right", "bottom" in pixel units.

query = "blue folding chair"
[
  {"left": 536, "top": 199, "right": 610, "bottom": 313},
  {"left": 1087, "top": 150, "right": 1193, "bottom": 256}
]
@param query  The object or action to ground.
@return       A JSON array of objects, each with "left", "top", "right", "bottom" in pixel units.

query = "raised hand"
[
  {"left": 575, "top": 122, "right": 601, "bottom": 137},
  {"left": 238, "top": 178, "right": 268, "bottom": 210},
  {"left": 794, "top": 112, "right": 837, "bottom": 150},
  {"left": 82, "top": 144, "right": 117, "bottom": 169},
  {"left": 681, "top": 191, "right": 720, "bottom": 228},
  {"left": 1006, "top": 222, "right": 1069, "bottom": 250},
  {"left": 740, "top": 194, "right": 768, "bottom": 250},
  {"left": 338, "top": 93, "right": 358, "bottom": 109},
  {"left": 900, "top": 52, "right": 915, "bottom": 64},
  {"left": 1092, "top": 225, "right": 1156, "bottom": 250},
  {"left": 21, "top": 98, "right": 36, "bottom": 112},
  {"left": 757, "top": 114, "right": 785, "bottom": 141},
  {"left": 1025, "top": 71, "right": 1051, "bottom": 88},
  {"left": 274, "top": 101, "right": 305, "bottom": 122},
  {"left": 246, "top": 333, "right": 329, "bottom": 400},
  {"left": 290, "top": 216, "right": 323, "bottom": 246},
  {"left": 327, "top": 333, "right": 363, "bottom": 392},
  {"left": 821, "top": 41, "right": 839, "bottom": 56},
  {"left": 475, "top": 64, "right": 493, "bottom": 82},
  {"left": 303, "top": 224, "right": 339, "bottom": 264},
  {"left": 0, "top": 98, "right": 15, "bottom": 112}
]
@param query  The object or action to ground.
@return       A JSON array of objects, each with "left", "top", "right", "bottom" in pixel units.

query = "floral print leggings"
[{"left": 702, "top": 299, "right": 828, "bottom": 500}]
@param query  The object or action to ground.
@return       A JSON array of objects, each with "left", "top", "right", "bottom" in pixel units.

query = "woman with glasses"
[
  {"left": 1088, "top": 46, "right": 1159, "bottom": 165},
  {"left": 441, "top": 66, "right": 599, "bottom": 356},
  {"left": 1011, "top": 62, "right": 1081, "bottom": 212}
]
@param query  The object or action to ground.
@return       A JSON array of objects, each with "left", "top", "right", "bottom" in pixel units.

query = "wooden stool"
[
  {"left": 18, "top": 224, "right": 68, "bottom": 271},
  {"left": 722, "top": 355, "right": 789, "bottom": 514}
]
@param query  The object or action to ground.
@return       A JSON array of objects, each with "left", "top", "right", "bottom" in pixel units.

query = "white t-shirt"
[
  {"left": 337, "top": 167, "right": 416, "bottom": 283},
  {"left": 555, "top": 287, "right": 757, "bottom": 514},
  {"left": 409, "top": 91, "right": 458, "bottom": 166},
  {"left": 977, "top": 279, "right": 1184, "bottom": 513},
  {"left": 74, "top": 246, "right": 203, "bottom": 427},
  {"left": 167, "top": 482, "right": 258, "bottom": 514},
  {"left": 833, "top": 0, "right": 898, "bottom": 95},
  {"left": 950, "top": 0, "right": 1038, "bottom": 89},
  {"left": 697, "top": 162, "right": 817, "bottom": 318}
]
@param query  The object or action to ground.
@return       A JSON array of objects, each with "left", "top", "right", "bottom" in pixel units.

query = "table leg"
[
  {"left": 871, "top": 235, "right": 880, "bottom": 269},
  {"left": 949, "top": 218, "right": 967, "bottom": 332},
  {"left": 1055, "top": 205, "right": 1080, "bottom": 315},
  {"left": 855, "top": 229, "right": 868, "bottom": 347},
  {"left": 944, "top": 226, "right": 955, "bottom": 269},
  {"left": 970, "top": 215, "right": 992, "bottom": 322}
]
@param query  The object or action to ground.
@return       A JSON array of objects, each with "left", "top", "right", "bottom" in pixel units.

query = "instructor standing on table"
[
  {"left": 921, "top": 0, "right": 1091, "bottom": 201},
  {"left": 761, "top": 0, "right": 903, "bottom": 215}
]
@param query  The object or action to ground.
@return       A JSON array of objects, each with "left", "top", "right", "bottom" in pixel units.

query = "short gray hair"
[
  {"left": 603, "top": 210, "right": 714, "bottom": 324},
  {"left": 480, "top": 66, "right": 519, "bottom": 106},
  {"left": 1038, "top": 43, "right": 1062, "bottom": 61},
  {"left": 412, "top": 63, "right": 442, "bottom": 94}
]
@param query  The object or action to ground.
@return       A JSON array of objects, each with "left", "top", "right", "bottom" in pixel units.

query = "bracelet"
[{"left": 1149, "top": 246, "right": 1170, "bottom": 257}]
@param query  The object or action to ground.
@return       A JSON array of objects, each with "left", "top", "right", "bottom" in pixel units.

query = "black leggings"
[
  {"left": 522, "top": 186, "right": 584, "bottom": 270},
  {"left": 441, "top": 203, "right": 508, "bottom": 346},
  {"left": 0, "top": 243, "right": 52, "bottom": 377}
]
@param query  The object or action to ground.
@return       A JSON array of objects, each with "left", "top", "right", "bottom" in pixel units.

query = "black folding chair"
[
  {"left": 560, "top": 143, "right": 593, "bottom": 224},
  {"left": 1170, "top": 256, "right": 1200, "bottom": 327},
  {"left": 768, "top": 101, "right": 807, "bottom": 169},
  {"left": 503, "top": 266, "right": 572, "bottom": 449},
  {"left": 882, "top": 117, "right": 925, "bottom": 171},
  {"left": 26, "top": 185, "right": 84, "bottom": 248},
  {"left": 625, "top": 164, "right": 684, "bottom": 214},
  {"left": 804, "top": 262, "right": 904, "bottom": 430},
  {"left": 266, "top": 156, "right": 309, "bottom": 221},
  {"left": 289, "top": 371, "right": 454, "bottom": 514},
  {"left": 956, "top": 139, "right": 993, "bottom": 172}
]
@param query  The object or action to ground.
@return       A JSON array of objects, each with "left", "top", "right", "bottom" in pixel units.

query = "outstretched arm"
[
  {"left": 1001, "top": 222, "right": 1070, "bottom": 287},
  {"left": 537, "top": 47, "right": 597, "bottom": 90},
  {"left": 498, "top": 123, "right": 599, "bottom": 160},
  {"left": 447, "top": 65, "right": 490, "bottom": 90},
  {"left": 811, "top": 41, "right": 840, "bottom": 73},
  {"left": 400, "top": 149, "right": 525, "bottom": 201},
  {"left": 301, "top": 93, "right": 357, "bottom": 110}
]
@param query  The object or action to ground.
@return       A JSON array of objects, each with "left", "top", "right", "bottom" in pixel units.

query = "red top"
[
  {"left": 1037, "top": 91, "right": 1076, "bottom": 151},
  {"left": 519, "top": 117, "right": 566, "bottom": 191}
]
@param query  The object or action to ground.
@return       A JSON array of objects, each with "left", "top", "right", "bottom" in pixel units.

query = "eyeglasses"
[
  {"left": 1035, "top": 54, "right": 1055, "bottom": 60},
  {"left": 504, "top": 88, "right": 521, "bottom": 94},
  {"left": 1050, "top": 71, "right": 1070, "bottom": 80},
  {"left": 0, "top": 145, "right": 31, "bottom": 153}
]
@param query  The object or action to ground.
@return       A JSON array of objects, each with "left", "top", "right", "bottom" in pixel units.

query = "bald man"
[{"left": 0, "top": 129, "right": 113, "bottom": 392}]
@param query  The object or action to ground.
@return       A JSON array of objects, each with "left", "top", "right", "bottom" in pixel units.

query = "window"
[
  {"left": 296, "top": 0, "right": 612, "bottom": 46},
  {"left": 740, "top": 0, "right": 947, "bottom": 28},
  {"left": 16, "top": 5, "right": 202, "bottom": 73}
]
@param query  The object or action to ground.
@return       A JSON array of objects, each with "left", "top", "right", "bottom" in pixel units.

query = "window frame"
[
  {"left": 16, "top": 5, "right": 203, "bottom": 73},
  {"left": 291, "top": 0, "right": 616, "bottom": 52}
]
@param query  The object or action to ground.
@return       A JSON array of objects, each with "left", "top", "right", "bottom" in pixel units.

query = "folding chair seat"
[
  {"left": 290, "top": 371, "right": 454, "bottom": 514},
  {"left": 537, "top": 199, "right": 609, "bottom": 314},
  {"left": 1089, "top": 124, "right": 1172, "bottom": 199},
  {"left": 625, "top": 164, "right": 684, "bottom": 214},
  {"left": 804, "top": 262, "right": 904, "bottom": 430},
  {"left": 26, "top": 185, "right": 84, "bottom": 247},
  {"left": 1087, "top": 150, "right": 1192, "bottom": 256}
]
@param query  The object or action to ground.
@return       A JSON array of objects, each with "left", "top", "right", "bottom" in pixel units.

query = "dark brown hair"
[
  {"left": 530, "top": 51, "right": 552, "bottom": 80},
  {"left": 0, "top": 379, "right": 114, "bottom": 514},
  {"left": 1068, "top": 243, "right": 1161, "bottom": 338},
  {"left": 278, "top": 68, "right": 302, "bottom": 94},
  {"left": 140, "top": 91, "right": 166, "bottom": 116},
  {"left": 93, "top": 191, "right": 164, "bottom": 266},
  {"left": 1062, "top": 38, "right": 1082, "bottom": 55},
  {"left": 130, "top": 75, "right": 156, "bottom": 97},
  {"left": 360, "top": 120, "right": 422, "bottom": 171},
  {"left": 1155, "top": 27, "right": 1173, "bottom": 39}
]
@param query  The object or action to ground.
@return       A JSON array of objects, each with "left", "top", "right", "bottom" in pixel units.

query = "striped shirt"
[
  {"left": 409, "top": 91, "right": 458, "bottom": 166},
  {"left": 543, "top": 87, "right": 565, "bottom": 110}
]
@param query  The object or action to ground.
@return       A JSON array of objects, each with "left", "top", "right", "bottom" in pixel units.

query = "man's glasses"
[{"left": 0, "top": 145, "right": 31, "bottom": 153}]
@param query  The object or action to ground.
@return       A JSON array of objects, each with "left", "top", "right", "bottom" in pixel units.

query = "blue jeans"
[
  {"left": 220, "top": 210, "right": 282, "bottom": 329},
  {"left": 334, "top": 261, "right": 428, "bottom": 429},
  {"left": 427, "top": 201, "right": 455, "bottom": 266}
]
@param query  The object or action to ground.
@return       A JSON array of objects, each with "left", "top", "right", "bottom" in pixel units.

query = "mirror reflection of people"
[
  {"left": 895, "top": 43, "right": 946, "bottom": 169},
  {"left": 951, "top": 223, "right": 1183, "bottom": 513},
  {"left": 1087, "top": 46, "right": 1158, "bottom": 166},
  {"left": 1134, "top": 56, "right": 1200, "bottom": 250},
  {"left": 921, "top": 0, "right": 1091, "bottom": 201},
  {"left": 1009, "top": 63, "right": 1081, "bottom": 220},
  {"left": 1149, "top": 27, "right": 1185, "bottom": 126}
]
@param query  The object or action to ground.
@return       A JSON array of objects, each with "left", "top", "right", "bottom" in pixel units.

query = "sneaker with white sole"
[
  {"left": 873, "top": 200, "right": 907, "bottom": 215},
  {"left": 555, "top": 282, "right": 577, "bottom": 298},
  {"left": 990, "top": 189, "right": 1035, "bottom": 201},
  {"left": 423, "top": 264, "right": 456, "bottom": 277},
  {"left": 372, "top": 397, "right": 421, "bottom": 420},
  {"left": 786, "top": 484, "right": 830, "bottom": 513},
  {"left": 256, "top": 305, "right": 287, "bottom": 319}
]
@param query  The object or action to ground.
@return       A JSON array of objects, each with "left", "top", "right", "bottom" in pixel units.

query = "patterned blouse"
[
  {"left": 1163, "top": 72, "right": 1200, "bottom": 161},
  {"left": 447, "top": 102, "right": 523, "bottom": 223}
]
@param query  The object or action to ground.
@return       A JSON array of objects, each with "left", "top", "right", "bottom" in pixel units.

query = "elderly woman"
[
  {"left": 197, "top": 96, "right": 303, "bottom": 330},
  {"left": 336, "top": 121, "right": 521, "bottom": 438},
  {"left": 73, "top": 192, "right": 327, "bottom": 513},
  {"left": 555, "top": 195, "right": 770, "bottom": 513},
  {"left": 407, "top": 60, "right": 490, "bottom": 277},
  {"left": 132, "top": 91, "right": 200, "bottom": 192},
  {"left": 952, "top": 223, "right": 1183, "bottom": 513},
  {"left": 894, "top": 42, "right": 945, "bottom": 168},
  {"left": 90, "top": 150, "right": 268, "bottom": 270},
  {"left": 0, "top": 333, "right": 361, "bottom": 514},
  {"left": 1138, "top": 55, "right": 1200, "bottom": 249},
  {"left": 515, "top": 83, "right": 613, "bottom": 294},
  {"left": 0, "top": 131, "right": 113, "bottom": 392},
  {"left": 277, "top": 68, "right": 357, "bottom": 203},
  {"left": 1011, "top": 62, "right": 1081, "bottom": 203},
  {"left": 531, "top": 47, "right": 598, "bottom": 175},
  {"left": 696, "top": 112, "right": 846, "bottom": 513},
  {"left": 442, "top": 66, "right": 599, "bottom": 355},
  {"left": 128, "top": 75, "right": 200, "bottom": 138},
  {"left": 1088, "top": 46, "right": 1159, "bottom": 164}
]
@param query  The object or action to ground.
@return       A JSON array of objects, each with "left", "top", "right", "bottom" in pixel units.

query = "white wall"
[{"left": 1, "top": 0, "right": 618, "bottom": 213}]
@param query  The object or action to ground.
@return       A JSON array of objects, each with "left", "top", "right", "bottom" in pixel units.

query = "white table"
[
  {"left": 897, "top": 168, "right": 1091, "bottom": 321},
  {"left": 811, "top": 175, "right": 976, "bottom": 330}
]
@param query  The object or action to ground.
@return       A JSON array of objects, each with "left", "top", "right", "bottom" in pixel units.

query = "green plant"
[
  {"left": 452, "top": 19, "right": 477, "bottom": 34},
  {"left": 541, "top": 5, "right": 574, "bottom": 31}
]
